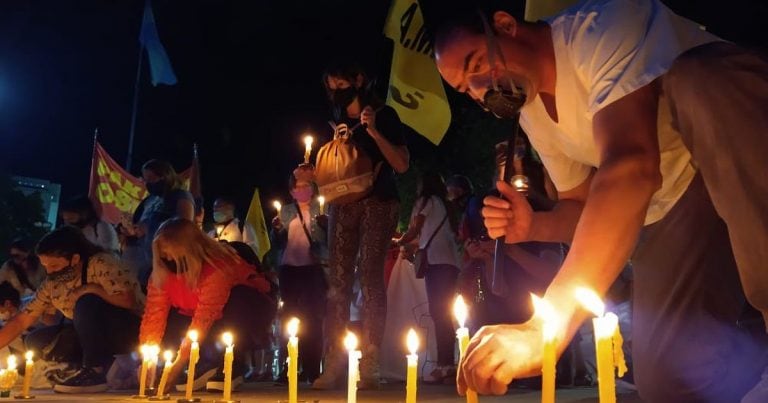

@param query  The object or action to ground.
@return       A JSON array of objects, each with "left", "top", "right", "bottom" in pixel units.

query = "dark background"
[{"left": 1, "top": 0, "right": 766, "bottom": 216}]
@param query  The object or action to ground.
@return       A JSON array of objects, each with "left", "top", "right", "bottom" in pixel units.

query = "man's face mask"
[
  {"left": 213, "top": 211, "right": 232, "bottom": 224},
  {"left": 474, "top": 12, "right": 527, "bottom": 119},
  {"left": 330, "top": 86, "right": 358, "bottom": 109}
]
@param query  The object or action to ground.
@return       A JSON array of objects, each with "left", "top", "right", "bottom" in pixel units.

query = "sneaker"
[
  {"left": 175, "top": 366, "right": 218, "bottom": 393},
  {"left": 53, "top": 367, "right": 108, "bottom": 394}
]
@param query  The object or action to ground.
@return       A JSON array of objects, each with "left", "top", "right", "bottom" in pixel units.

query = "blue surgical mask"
[{"left": 213, "top": 212, "right": 230, "bottom": 224}]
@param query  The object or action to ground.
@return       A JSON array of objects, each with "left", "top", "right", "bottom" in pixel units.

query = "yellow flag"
[
  {"left": 245, "top": 188, "right": 271, "bottom": 261},
  {"left": 384, "top": 0, "right": 451, "bottom": 145},
  {"left": 524, "top": 0, "right": 580, "bottom": 22}
]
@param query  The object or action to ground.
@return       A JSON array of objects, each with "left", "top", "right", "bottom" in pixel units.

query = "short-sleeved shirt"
[
  {"left": 23, "top": 252, "right": 143, "bottom": 319},
  {"left": 521, "top": 0, "right": 721, "bottom": 224},
  {"left": 336, "top": 105, "right": 407, "bottom": 202},
  {"left": 413, "top": 196, "right": 460, "bottom": 267}
]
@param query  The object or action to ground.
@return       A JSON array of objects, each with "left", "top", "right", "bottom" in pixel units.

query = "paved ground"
[{"left": 13, "top": 382, "right": 643, "bottom": 402}]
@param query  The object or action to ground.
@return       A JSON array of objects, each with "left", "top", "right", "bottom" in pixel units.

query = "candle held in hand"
[{"left": 303, "top": 135, "right": 314, "bottom": 164}]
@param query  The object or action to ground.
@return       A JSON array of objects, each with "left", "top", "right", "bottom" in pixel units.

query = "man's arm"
[
  {"left": 544, "top": 82, "right": 661, "bottom": 339},
  {"left": 0, "top": 312, "right": 38, "bottom": 348}
]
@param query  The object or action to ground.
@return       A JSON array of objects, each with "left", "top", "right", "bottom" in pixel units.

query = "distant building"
[{"left": 12, "top": 176, "right": 61, "bottom": 230}]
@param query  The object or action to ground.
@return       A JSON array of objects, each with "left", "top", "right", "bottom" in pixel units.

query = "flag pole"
[{"left": 126, "top": 45, "right": 144, "bottom": 173}]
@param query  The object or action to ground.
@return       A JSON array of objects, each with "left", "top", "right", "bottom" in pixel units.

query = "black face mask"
[
  {"left": 161, "top": 258, "right": 178, "bottom": 273},
  {"left": 331, "top": 87, "right": 358, "bottom": 109},
  {"left": 146, "top": 181, "right": 165, "bottom": 196},
  {"left": 477, "top": 12, "right": 527, "bottom": 120},
  {"left": 484, "top": 88, "right": 527, "bottom": 120},
  {"left": 48, "top": 261, "right": 78, "bottom": 282}
]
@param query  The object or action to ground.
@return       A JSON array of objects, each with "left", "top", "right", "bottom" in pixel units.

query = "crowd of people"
[{"left": 2, "top": 0, "right": 768, "bottom": 401}]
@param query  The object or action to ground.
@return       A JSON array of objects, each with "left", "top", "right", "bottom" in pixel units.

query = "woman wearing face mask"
[
  {"left": 139, "top": 218, "right": 273, "bottom": 394},
  {"left": 60, "top": 196, "right": 119, "bottom": 253},
  {"left": 0, "top": 226, "right": 143, "bottom": 394},
  {"left": 270, "top": 174, "right": 328, "bottom": 384},
  {"left": 121, "top": 159, "right": 195, "bottom": 289},
  {"left": 304, "top": 61, "right": 408, "bottom": 390}
]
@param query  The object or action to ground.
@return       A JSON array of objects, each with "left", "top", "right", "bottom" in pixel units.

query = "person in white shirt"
[
  {"left": 208, "top": 197, "right": 259, "bottom": 254},
  {"left": 394, "top": 172, "right": 460, "bottom": 384},
  {"left": 434, "top": 0, "right": 768, "bottom": 401}
]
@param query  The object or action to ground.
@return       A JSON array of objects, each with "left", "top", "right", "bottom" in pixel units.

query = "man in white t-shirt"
[
  {"left": 434, "top": 0, "right": 768, "bottom": 401},
  {"left": 208, "top": 198, "right": 259, "bottom": 253}
]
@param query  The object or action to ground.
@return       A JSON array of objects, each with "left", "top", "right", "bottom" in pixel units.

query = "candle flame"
[
  {"left": 148, "top": 344, "right": 160, "bottom": 358},
  {"left": 453, "top": 295, "right": 468, "bottom": 328},
  {"left": 187, "top": 329, "right": 199, "bottom": 343},
  {"left": 24, "top": 351, "right": 33, "bottom": 361},
  {"left": 222, "top": 332, "right": 234, "bottom": 347},
  {"left": 531, "top": 294, "right": 558, "bottom": 341},
  {"left": 140, "top": 344, "right": 149, "bottom": 356},
  {"left": 7, "top": 355, "right": 17, "bottom": 371},
  {"left": 273, "top": 200, "right": 282, "bottom": 211},
  {"left": 344, "top": 331, "right": 359, "bottom": 351},
  {"left": 406, "top": 328, "right": 419, "bottom": 354},
  {"left": 304, "top": 135, "right": 314, "bottom": 148},
  {"left": 287, "top": 317, "right": 300, "bottom": 337},
  {"left": 163, "top": 350, "right": 174, "bottom": 363},
  {"left": 318, "top": 195, "right": 325, "bottom": 206},
  {"left": 574, "top": 287, "right": 605, "bottom": 317}
]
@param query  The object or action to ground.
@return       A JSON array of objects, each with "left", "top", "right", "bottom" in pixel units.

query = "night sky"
[{"left": 1, "top": 0, "right": 766, "bottom": 214}]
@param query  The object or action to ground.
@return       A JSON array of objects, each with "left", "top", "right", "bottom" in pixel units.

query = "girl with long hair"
[
  {"left": 139, "top": 218, "right": 274, "bottom": 394},
  {"left": 60, "top": 195, "right": 119, "bottom": 253}
]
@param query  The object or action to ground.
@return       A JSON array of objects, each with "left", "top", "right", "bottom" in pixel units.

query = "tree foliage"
[{"left": 0, "top": 174, "right": 49, "bottom": 261}]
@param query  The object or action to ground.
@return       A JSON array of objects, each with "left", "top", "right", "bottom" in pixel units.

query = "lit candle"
[
  {"left": 19, "top": 350, "right": 33, "bottom": 398},
  {"left": 148, "top": 345, "right": 160, "bottom": 393},
  {"left": 574, "top": 288, "right": 627, "bottom": 403},
  {"left": 4, "top": 355, "right": 18, "bottom": 392},
  {"left": 453, "top": 295, "right": 479, "bottom": 403},
  {"left": 287, "top": 318, "right": 300, "bottom": 403},
  {"left": 185, "top": 330, "right": 200, "bottom": 401},
  {"left": 303, "top": 135, "right": 314, "bottom": 164},
  {"left": 405, "top": 328, "right": 419, "bottom": 403},
  {"left": 317, "top": 196, "right": 325, "bottom": 215},
  {"left": 273, "top": 200, "right": 282, "bottom": 214},
  {"left": 531, "top": 294, "right": 558, "bottom": 403},
  {"left": 156, "top": 350, "right": 174, "bottom": 398},
  {"left": 222, "top": 332, "right": 234, "bottom": 401},
  {"left": 344, "top": 332, "right": 361, "bottom": 403},
  {"left": 138, "top": 344, "right": 150, "bottom": 397}
]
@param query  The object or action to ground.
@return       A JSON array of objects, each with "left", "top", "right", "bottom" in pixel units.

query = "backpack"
[{"left": 314, "top": 122, "right": 381, "bottom": 204}]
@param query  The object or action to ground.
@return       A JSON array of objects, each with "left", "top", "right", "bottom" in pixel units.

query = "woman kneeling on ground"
[{"left": 139, "top": 218, "right": 274, "bottom": 394}]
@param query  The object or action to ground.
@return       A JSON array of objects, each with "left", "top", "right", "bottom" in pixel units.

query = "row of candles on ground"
[
  {"left": 133, "top": 287, "right": 624, "bottom": 402},
  {"left": 134, "top": 330, "right": 235, "bottom": 402}
]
